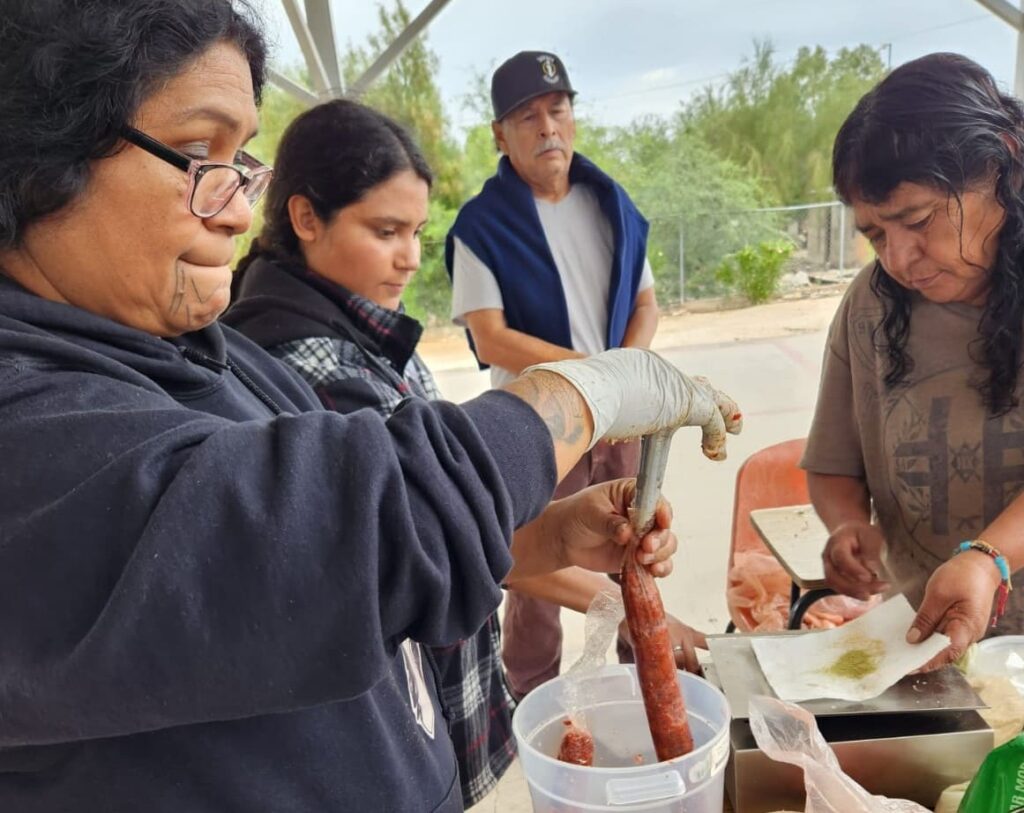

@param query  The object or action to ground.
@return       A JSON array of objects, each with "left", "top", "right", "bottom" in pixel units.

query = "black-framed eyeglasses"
[{"left": 121, "top": 126, "right": 273, "bottom": 218}]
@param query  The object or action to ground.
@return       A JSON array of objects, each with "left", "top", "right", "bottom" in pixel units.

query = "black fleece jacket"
[{"left": 0, "top": 276, "right": 556, "bottom": 812}]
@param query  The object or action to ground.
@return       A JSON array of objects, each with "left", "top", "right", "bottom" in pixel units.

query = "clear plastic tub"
[
  {"left": 512, "top": 665, "right": 731, "bottom": 812},
  {"left": 974, "top": 635, "right": 1024, "bottom": 694}
]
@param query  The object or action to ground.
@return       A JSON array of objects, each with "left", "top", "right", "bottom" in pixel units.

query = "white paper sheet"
[{"left": 750, "top": 595, "right": 951, "bottom": 702}]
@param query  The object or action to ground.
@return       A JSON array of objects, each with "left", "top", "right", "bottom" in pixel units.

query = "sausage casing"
[
  {"left": 621, "top": 537, "right": 694, "bottom": 761},
  {"left": 556, "top": 719, "right": 595, "bottom": 766}
]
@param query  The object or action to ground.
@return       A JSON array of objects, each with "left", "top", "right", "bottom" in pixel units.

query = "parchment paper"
[{"left": 750, "top": 595, "right": 950, "bottom": 702}]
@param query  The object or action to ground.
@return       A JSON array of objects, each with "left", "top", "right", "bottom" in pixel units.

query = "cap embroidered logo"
[{"left": 539, "top": 55, "right": 560, "bottom": 84}]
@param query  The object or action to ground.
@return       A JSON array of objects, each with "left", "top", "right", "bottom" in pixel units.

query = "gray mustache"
[{"left": 533, "top": 138, "right": 566, "bottom": 157}]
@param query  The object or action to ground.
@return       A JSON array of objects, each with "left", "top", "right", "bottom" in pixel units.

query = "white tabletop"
[{"left": 748, "top": 504, "right": 829, "bottom": 589}]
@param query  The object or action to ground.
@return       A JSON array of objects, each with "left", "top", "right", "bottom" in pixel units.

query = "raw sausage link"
[
  {"left": 556, "top": 720, "right": 595, "bottom": 766},
  {"left": 621, "top": 536, "right": 694, "bottom": 760}
]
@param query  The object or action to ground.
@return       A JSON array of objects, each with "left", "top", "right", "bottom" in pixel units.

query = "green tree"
[
  {"left": 559, "top": 116, "right": 779, "bottom": 300},
  {"left": 339, "top": 1, "right": 464, "bottom": 323},
  {"left": 458, "top": 71, "right": 500, "bottom": 198},
  {"left": 715, "top": 240, "right": 795, "bottom": 304},
  {"left": 343, "top": 1, "right": 462, "bottom": 208},
  {"left": 232, "top": 81, "right": 308, "bottom": 266},
  {"left": 682, "top": 42, "right": 886, "bottom": 204}
]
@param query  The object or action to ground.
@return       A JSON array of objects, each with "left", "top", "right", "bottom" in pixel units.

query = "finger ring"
[{"left": 672, "top": 645, "right": 685, "bottom": 652}]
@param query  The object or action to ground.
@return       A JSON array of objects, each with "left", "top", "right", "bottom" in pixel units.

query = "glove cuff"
[{"left": 521, "top": 359, "right": 622, "bottom": 451}]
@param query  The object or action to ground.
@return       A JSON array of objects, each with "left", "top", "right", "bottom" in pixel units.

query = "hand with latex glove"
[{"left": 524, "top": 348, "right": 743, "bottom": 459}]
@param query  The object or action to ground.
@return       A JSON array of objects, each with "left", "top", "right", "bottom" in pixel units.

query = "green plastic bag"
[{"left": 959, "top": 732, "right": 1024, "bottom": 812}]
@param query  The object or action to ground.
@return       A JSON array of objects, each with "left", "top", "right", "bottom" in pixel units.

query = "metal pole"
[
  {"left": 304, "top": 0, "right": 345, "bottom": 97},
  {"left": 1017, "top": 14, "right": 1024, "bottom": 98},
  {"left": 347, "top": 0, "right": 454, "bottom": 98},
  {"left": 974, "top": 0, "right": 1024, "bottom": 28},
  {"left": 678, "top": 220, "right": 686, "bottom": 303},
  {"left": 972, "top": 0, "right": 1024, "bottom": 95},
  {"left": 268, "top": 69, "right": 319, "bottom": 107},
  {"left": 280, "top": 0, "right": 330, "bottom": 98},
  {"left": 838, "top": 203, "right": 846, "bottom": 274}
]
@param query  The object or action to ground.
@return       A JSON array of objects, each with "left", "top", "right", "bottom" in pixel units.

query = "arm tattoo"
[{"left": 509, "top": 373, "right": 586, "bottom": 446}]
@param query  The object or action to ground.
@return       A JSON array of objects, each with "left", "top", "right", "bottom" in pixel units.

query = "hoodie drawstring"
[{"left": 178, "top": 346, "right": 284, "bottom": 417}]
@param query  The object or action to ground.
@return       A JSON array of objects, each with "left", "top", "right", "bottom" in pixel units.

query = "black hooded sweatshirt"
[{"left": 0, "top": 276, "right": 556, "bottom": 812}]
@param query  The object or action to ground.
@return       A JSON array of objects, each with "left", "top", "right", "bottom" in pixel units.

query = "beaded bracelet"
[{"left": 954, "top": 540, "right": 1013, "bottom": 628}]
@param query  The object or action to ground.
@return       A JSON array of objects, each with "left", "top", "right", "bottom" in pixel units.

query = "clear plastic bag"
[
  {"left": 728, "top": 551, "right": 879, "bottom": 631},
  {"left": 748, "top": 695, "right": 929, "bottom": 813}
]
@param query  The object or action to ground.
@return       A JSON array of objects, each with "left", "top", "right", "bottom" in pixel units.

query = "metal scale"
[{"left": 703, "top": 634, "right": 993, "bottom": 813}]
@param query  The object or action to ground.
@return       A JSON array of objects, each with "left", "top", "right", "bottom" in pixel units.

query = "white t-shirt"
[{"left": 450, "top": 183, "right": 654, "bottom": 387}]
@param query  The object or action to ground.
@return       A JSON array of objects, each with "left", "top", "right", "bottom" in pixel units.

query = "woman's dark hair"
[
  {"left": 0, "top": 0, "right": 266, "bottom": 250},
  {"left": 236, "top": 99, "right": 433, "bottom": 274},
  {"left": 833, "top": 52, "right": 1024, "bottom": 415}
]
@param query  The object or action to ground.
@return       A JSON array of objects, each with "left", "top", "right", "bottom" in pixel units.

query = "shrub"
[{"left": 715, "top": 240, "right": 794, "bottom": 304}]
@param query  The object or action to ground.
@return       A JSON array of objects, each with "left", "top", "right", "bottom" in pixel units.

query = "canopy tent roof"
[
  {"left": 271, "top": 0, "right": 454, "bottom": 106},
  {"left": 273, "top": 0, "right": 1024, "bottom": 108}
]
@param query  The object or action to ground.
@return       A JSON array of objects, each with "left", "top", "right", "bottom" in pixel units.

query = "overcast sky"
[{"left": 256, "top": 0, "right": 1019, "bottom": 133}]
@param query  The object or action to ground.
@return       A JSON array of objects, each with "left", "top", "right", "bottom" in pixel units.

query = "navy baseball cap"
[{"left": 491, "top": 51, "right": 576, "bottom": 121}]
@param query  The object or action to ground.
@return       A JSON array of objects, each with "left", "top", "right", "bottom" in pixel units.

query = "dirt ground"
[{"left": 417, "top": 284, "right": 847, "bottom": 372}]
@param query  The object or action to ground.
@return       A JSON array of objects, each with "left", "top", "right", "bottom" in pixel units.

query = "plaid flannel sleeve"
[{"left": 269, "top": 337, "right": 406, "bottom": 417}]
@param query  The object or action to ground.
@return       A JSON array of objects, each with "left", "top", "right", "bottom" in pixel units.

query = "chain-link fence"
[
  {"left": 413, "top": 200, "right": 862, "bottom": 324},
  {"left": 648, "top": 200, "right": 860, "bottom": 306}
]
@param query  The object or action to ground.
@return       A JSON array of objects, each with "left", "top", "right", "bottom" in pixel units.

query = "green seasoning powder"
[{"left": 822, "top": 638, "right": 885, "bottom": 681}]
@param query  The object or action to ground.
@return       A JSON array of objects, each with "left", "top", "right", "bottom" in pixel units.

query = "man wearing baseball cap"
[{"left": 445, "top": 52, "right": 701, "bottom": 700}]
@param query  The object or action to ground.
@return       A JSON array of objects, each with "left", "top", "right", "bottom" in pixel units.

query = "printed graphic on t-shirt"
[
  {"left": 808, "top": 273, "right": 1023, "bottom": 634},
  {"left": 880, "top": 367, "right": 1024, "bottom": 562}
]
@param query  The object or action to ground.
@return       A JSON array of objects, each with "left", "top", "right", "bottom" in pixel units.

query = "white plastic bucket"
[{"left": 512, "top": 665, "right": 731, "bottom": 812}]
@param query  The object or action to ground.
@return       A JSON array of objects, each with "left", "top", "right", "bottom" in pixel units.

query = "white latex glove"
[{"left": 524, "top": 348, "right": 743, "bottom": 459}]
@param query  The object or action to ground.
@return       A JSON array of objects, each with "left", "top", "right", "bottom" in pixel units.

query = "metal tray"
[{"left": 706, "top": 632, "right": 986, "bottom": 720}]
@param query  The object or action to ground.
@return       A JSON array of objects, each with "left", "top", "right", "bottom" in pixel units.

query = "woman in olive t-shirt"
[{"left": 804, "top": 52, "right": 1024, "bottom": 670}]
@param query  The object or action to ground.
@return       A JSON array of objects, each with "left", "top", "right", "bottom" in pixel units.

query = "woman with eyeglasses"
[
  {"left": 0, "top": 1, "right": 741, "bottom": 811},
  {"left": 804, "top": 53, "right": 1024, "bottom": 670}
]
